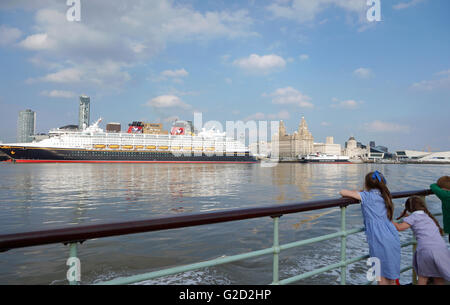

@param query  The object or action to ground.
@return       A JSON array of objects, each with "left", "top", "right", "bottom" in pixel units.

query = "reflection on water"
[{"left": 0, "top": 163, "right": 449, "bottom": 284}]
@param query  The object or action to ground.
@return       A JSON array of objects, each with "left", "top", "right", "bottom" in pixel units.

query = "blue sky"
[{"left": 0, "top": 0, "right": 449, "bottom": 151}]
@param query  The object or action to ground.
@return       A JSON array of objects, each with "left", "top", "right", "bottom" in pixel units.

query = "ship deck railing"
[{"left": 0, "top": 189, "right": 442, "bottom": 285}]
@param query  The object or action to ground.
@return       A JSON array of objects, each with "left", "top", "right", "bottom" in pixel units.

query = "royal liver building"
[{"left": 272, "top": 117, "right": 314, "bottom": 160}]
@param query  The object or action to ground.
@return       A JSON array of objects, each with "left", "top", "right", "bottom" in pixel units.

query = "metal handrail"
[
  {"left": 0, "top": 189, "right": 438, "bottom": 285},
  {"left": 0, "top": 189, "right": 432, "bottom": 252}
]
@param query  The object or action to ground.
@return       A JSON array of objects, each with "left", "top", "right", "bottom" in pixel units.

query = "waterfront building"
[
  {"left": 396, "top": 150, "right": 429, "bottom": 161},
  {"left": 343, "top": 136, "right": 368, "bottom": 160},
  {"left": 313, "top": 137, "right": 342, "bottom": 156},
  {"left": 272, "top": 117, "right": 314, "bottom": 160},
  {"left": 78, "top": 95, "right": 90, "bottom": 130},
  {"left": 17, "top": 109, "right": 36, "bottom": 143},
  {"left": 396, "top": 150, "right": 450, "bottom": 163}
]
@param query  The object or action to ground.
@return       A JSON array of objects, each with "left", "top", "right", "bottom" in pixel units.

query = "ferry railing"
[{"left": 0, "top": 189, "right": 440, "bottom": 285}]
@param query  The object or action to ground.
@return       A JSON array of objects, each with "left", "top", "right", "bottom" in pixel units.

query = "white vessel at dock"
[{"left": 299, "top": 153, "right": 351, "bottom": 164}]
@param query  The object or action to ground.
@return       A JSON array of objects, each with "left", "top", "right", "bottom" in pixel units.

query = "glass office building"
[
  {"left": 78, "top": 95, "right": 90, "bottom": 130},
  {"left": 17, "top": 109, "right": 36, "bottom": 143}
]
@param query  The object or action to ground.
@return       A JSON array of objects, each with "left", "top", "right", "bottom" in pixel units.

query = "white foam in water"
[{"left": 134, "top": 268, "right": 232, "bottom": 285}]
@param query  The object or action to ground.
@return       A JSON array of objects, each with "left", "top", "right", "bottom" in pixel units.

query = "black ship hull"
[{"left": 0, "top": 146, "right": 258, "bottom": 164}]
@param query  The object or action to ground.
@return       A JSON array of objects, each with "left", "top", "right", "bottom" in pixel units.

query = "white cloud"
[
  {"left": 364, "top": 120, "right": 410, "bottom": 133},
  {"left": 267, "top": 0, "right": 367, "bottom": 24},
  {"left": 411, "top": 69, "right": 450, "bottom": 91},
  {"left": 244, "top": 110, "right": 290, "bottom": 122},
  {"left": 160, "top": 69, "right": 189, "bottom": 78},
  {"left": 299, "top": 54, "right": 309, "bottom": 61},
  {"left": 268, "top": 110, "right": 291, "bottom": 120},
  {"left": 19, "top": 33, "right": 54, "bottom": 50},
  {"left": 0, "top": 25, "right": 22, "bottom": 46},
  {"left": 353, "top": 67, "right": 374, "bottom": 79},
  {"left": 38, "top": 68, "right": 84, "bottom": 83},
  {"left": 6, "top": 1, "right": 256, "bottom": 89},
  {"left": 331, "top": 98, "right": 363, "bottom": 109},
  {"left": 263, "top": 87, "right": 314, "bottom": 108},
  {"left": 393, "top": 0, "right": 426, "bottom": 10},
  {"left": 244, "top": 112, "right": 266, "bottom": 121},
  {"left": 40, "top": 90, "right": 76, "bottom": 98},
  {"left": 146, "top": 95, "right": 191, "bottom": 109},
  {"left": 28, "top": 61, "right": 132, "bottom": 90},
  {"left": 233, "top": 54, "right": 286, "bottom": 74}
]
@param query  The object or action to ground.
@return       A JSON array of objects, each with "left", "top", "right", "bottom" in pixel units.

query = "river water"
[{"left": 0, "top": 162, "right": 448, "bottom": 285}]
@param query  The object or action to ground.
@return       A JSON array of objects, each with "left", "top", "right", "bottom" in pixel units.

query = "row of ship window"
[{"left": 67, "top": 151, "right": 249, "bottom": 156}]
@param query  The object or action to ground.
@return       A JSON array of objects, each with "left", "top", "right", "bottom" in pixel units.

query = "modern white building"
[{"left": 396, "top": 150, "right": 450, "bottom": 163}]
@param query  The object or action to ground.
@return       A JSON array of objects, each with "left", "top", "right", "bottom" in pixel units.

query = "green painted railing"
[{"left": 0, "top": 189, "right": 442, "bottom": 285}]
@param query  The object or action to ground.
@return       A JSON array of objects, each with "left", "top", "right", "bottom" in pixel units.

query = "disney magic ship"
[{"left": 0, "top": 119, "right": 257, "bottom": 164}]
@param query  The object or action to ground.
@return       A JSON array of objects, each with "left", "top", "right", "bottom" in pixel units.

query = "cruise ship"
[
  {"left": 0, "top": 119, "right": 257, "bottom": 164},
  {"left": 299, "top": 153, "right": 351, "bottom": 164}
]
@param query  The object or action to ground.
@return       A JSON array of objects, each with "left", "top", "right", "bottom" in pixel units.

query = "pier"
[{"left": 0, "top": 189, "right": 442, "bottom": 285}]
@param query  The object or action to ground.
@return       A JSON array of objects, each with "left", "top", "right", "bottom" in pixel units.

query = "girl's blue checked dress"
[{"left": 359, "top": 189, "right": 401, "bottom": 280}]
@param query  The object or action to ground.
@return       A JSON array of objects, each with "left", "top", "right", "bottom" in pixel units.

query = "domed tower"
[{"left": 347, "top": 136, "right": 357, "bottom": 150}]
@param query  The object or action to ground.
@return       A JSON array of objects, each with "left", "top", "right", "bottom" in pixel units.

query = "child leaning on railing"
[
  {"left": 393, "top": 196, "right": 450, "bottom": 285},
  {"left": 430, "top": 176, "right": 450, "bottom": 243}
]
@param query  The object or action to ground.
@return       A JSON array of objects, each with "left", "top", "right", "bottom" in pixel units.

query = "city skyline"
[{"left": 0, "top": 0, "right": 449, "bottom": 151}]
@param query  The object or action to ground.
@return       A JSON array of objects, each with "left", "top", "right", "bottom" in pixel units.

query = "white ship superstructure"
[{"left": 0, "top": 119, "right": 256, "bottom": 163}]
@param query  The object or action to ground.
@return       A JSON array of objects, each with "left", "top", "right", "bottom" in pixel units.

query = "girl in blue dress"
[{"left": 340, "top": 171, "right": 401, "bottom": 285}]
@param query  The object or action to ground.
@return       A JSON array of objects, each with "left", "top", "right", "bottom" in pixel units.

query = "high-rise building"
[
  {"left": 17, "top": 109, "right": 36, "bottom": 143},
  {"left": 78, "top": 95, "right": 90, "bottom": 130}
]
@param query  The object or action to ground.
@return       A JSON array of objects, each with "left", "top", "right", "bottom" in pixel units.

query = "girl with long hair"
[
  {"left": 340, "top": 171, "right": 400, "bottom": 285},
  {"left": 394, "top": 196, "right": 450, "bottom": 285}
]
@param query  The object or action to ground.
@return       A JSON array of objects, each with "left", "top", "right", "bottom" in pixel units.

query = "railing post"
[
  {"left": 272, "top": 216, "right": 280, "bottom": 285},
  {"left": 67, "top": 243, "right": 81, "bottom": 285},
  {"left": 412, "top": 240, "right": 417, "bottom": 285},
  {"left": 340, "top": 206, "right": 347, "bottom": 285}
]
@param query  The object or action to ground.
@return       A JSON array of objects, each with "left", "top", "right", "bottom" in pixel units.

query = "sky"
[{"left": 0, "top": 0, "right": 449, "bottom": 151}]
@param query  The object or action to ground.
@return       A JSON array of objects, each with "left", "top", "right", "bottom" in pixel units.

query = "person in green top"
[{"left": 430, "top": 176, "right": 450, "bottom": 243}]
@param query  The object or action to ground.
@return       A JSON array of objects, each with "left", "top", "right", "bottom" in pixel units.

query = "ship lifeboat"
[
  {"left": 146, "top": 145, "right": 156, "bottom": 150},
  {"left": 206, "top": 147, "right": 215, "bottom": 151},
  {"left": 194, "top": 147, "right": 203, "bottom": 151},
  {"left": 94, "top": 144, "right": 106, "bottom": 149},
  {"left": 171, "top": 147, "right": 181, "bottom": 150},
  {"left": 108, "top": 145, "right": 120, "bottom": 149},
  {"left": 122, "top": 145, "right": 134, "bottom": 150},
  {"left": 135, "top": 145, "right": 144, "bottom": 150},
  {"left": 158, "top": 146, "right": 169, "bottom": 150},
  {"left": 183, "top": 147, "right": 192, "bottom": 151}
]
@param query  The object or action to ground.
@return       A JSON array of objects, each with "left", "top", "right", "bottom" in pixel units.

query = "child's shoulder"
[{"left": 359, "top": 189, "right": 382, "bottom": 202}]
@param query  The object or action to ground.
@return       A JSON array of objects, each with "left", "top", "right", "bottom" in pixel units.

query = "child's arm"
[
  {"left": 430, "top": 183, "right": 450, "bottom": 200},
  {"left": 392, "top": 221, "right": 411, "bottom": 232},
  {"left": 339, "top": 189, "right": 361, "bottom": 201}
]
